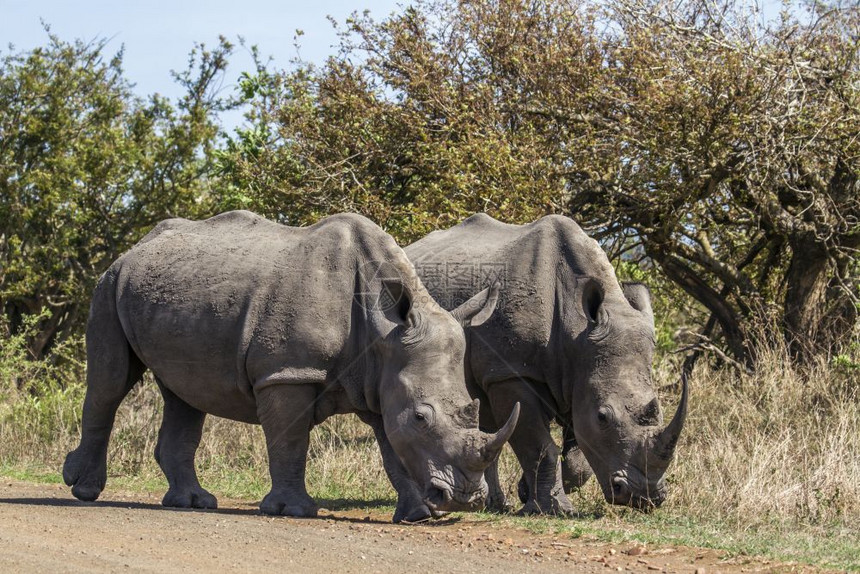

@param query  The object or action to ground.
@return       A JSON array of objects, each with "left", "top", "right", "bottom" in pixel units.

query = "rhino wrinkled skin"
[
  {"left": 406, "top": 214, "right": 687, "bottom": 514},
  {"left": 63, "top": 211, "right": 519, "bottom": 523}
]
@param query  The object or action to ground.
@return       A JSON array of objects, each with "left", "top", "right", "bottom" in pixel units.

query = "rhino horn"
[
  {"left": 653, "top": 371, "right": 689, "bottom": 461},
  {"left": 480, "top": 402, "right": 520, "bottom": 463}
]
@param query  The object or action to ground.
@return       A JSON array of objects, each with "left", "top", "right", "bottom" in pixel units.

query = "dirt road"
[{"left": 0, "top": 480, "right": 821, "bottom": 573}]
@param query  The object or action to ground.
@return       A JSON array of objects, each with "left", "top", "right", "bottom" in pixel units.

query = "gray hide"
[
  {"left": 63, "top": 211, "right": 519, "bottom": 523},
  {"left": 406, "top": 214, "right": 687, "bottom": 513}
]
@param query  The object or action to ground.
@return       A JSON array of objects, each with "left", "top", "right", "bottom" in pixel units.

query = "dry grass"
[
  {"left": 669, "top": 347, "right": 859, "bottom": 529},
  {"left": 4, "top": 377, "right": 396, "bottom": 505},
  {"left": 1, "top": 339, "right": 858, "bottom": 567}
]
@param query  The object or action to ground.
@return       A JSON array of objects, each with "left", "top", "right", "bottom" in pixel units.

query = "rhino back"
[
  {"left": 110, "top": 211, "right": 404, "bottom": 421},
  {"left": 406, "top": 214, "right": 624, "bottom": 397}
]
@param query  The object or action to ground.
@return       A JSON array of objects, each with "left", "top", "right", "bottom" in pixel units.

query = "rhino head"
[
  {"left": 378, "top": 279, "right": 520, "bottom": 514},
  {"left": 569, "top": 280, "right": 687, "bottom": 510}
]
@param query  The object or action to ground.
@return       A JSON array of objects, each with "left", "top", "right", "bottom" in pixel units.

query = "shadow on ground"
[{"left": 0, "top": 494, "right": 425, "bottom": 525}]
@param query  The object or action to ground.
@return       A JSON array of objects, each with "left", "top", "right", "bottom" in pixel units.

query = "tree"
[
  {"left": 221, "top": 0, "right": 858, "bottom": 366},
  {"left": 216, "top": 11, "right": 563, "bottom": 242},
  {"left": 0, "top": 33, "right": 232, "bottom": 362},
  {"left": 565, "top": 0, "right": 860, "bottom": 365}
]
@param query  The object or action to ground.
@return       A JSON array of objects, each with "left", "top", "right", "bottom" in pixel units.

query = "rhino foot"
[
  {"left": 393, "top": 499, "right": 433, "bottom": 524},
  {"left": 393, "top": 503, "right": 432, "bottom": 524},
  {"left": 484, "top": 491, "right": 512, "bottom": 514},
  {"left": 162, "top": 486, "right": 218, "bottom": 510},
  {"left": 517, "top": 476, "right": 575, "bottom": 515},
  {"left": 516, "top": 494, "right": 574, "bottom": 517},
  {"left": 260, "top": 490, "right": 318, "bottom": 518},
  {"left": 63, "top": 448, "right": 106, "bottom": 502}
]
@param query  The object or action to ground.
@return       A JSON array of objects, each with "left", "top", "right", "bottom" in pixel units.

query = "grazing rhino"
[
  {"left": 63, "top": 211, "right": 520, "bottom": 523},
  {"left": 405, "top": 214, "right": 687, "bottom": 514}
]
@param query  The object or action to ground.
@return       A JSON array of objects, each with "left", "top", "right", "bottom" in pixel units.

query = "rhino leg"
[
  {"left": 517, "top": 473, "right": 529, "bottom": 504},
  {"left": 64, "top": 287, "right": 144, "bottom": 502},
  {"left": 255, "top": 383, "right": 318, "bottom": 518},
  {"left": 479, "top": 402, "right": 512, "bottom": 513},
  {"left": 516, "top": 446, "right": 591, "bottom": 502},
  {"left": 486, "top": 380, "right": 573, "bottom": 516},
  {"left": 154, "top": 382, "right": 217, "bottom": 509},
  {"left": 560, "top": 423, "right": 593, "bottom": 492},
  {"left": 359, "top": 412, "right": 433, "bottom": 524},
  {"left": 484, "top": 458, "right": 512, "bottom": 513}
]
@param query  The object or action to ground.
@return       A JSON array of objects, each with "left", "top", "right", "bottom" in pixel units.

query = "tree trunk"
[
  {"left": 783, "top": 239, "right": 831, "bottom": 363},
  {"left": 654, "top": 251, "right": 751, "bottom": 367}
]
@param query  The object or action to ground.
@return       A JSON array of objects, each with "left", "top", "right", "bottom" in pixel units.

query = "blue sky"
[
  {"left": 1, "top": 0, "right": 403, "bottom": 119},
  {"left": 2, "top": 0, "right": 792, "bottom": 131}
]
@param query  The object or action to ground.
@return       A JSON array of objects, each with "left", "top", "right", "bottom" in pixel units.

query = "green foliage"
[
  {"left": 0, "top": 312, "right": 84, "bottom": 447},
  {"left": 0, "top": 310, "right": 83, "bottom": 392},
  {"left": 217, "top": 14, "right": 560, "bottom": 242},
  {"left": 833, "top": 340, "right": 860, "bottom": 371},
  {"left": 0, "top": 32, "right": 232, "bottom": 359}
]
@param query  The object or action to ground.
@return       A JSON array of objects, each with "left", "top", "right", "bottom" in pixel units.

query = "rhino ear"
[
  {"left": 450, "top": 283, "right": 500, "bottom": 327},
  {"left": 381, "top": 278, "right": 418, "bottom": 327},
  {"left": 622, "top": 282, "right": 654, "bottom": 327},
  {"left": 581, "top": 278, "right": 606, "bottom": 323}
]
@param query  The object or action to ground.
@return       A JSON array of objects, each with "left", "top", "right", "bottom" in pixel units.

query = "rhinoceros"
[
  {"left": 63, "top": 210, "right": 519, "bottom": 523},
  {"left": 405, "top": 214, "right": 687, "bottom": 514}
]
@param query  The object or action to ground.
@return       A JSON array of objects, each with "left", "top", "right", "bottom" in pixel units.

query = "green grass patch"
[
  {"left": 0, "top": 462, "right": 65, "bottom": 485},
  {"left": 467, "top": 509, "right": 860, "bottom": 572}
]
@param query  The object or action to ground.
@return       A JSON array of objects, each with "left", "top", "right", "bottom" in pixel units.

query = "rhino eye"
[
  {"left": 414, "top": 405, "right": 434, "bottom": 426},
  {"left": 597, "top": 406, "right": 613, "bottom": 426}
]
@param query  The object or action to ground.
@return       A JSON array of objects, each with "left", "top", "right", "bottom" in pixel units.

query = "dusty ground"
[{"left": 0, "top": 479, "right": 826, "bottom": 573}]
